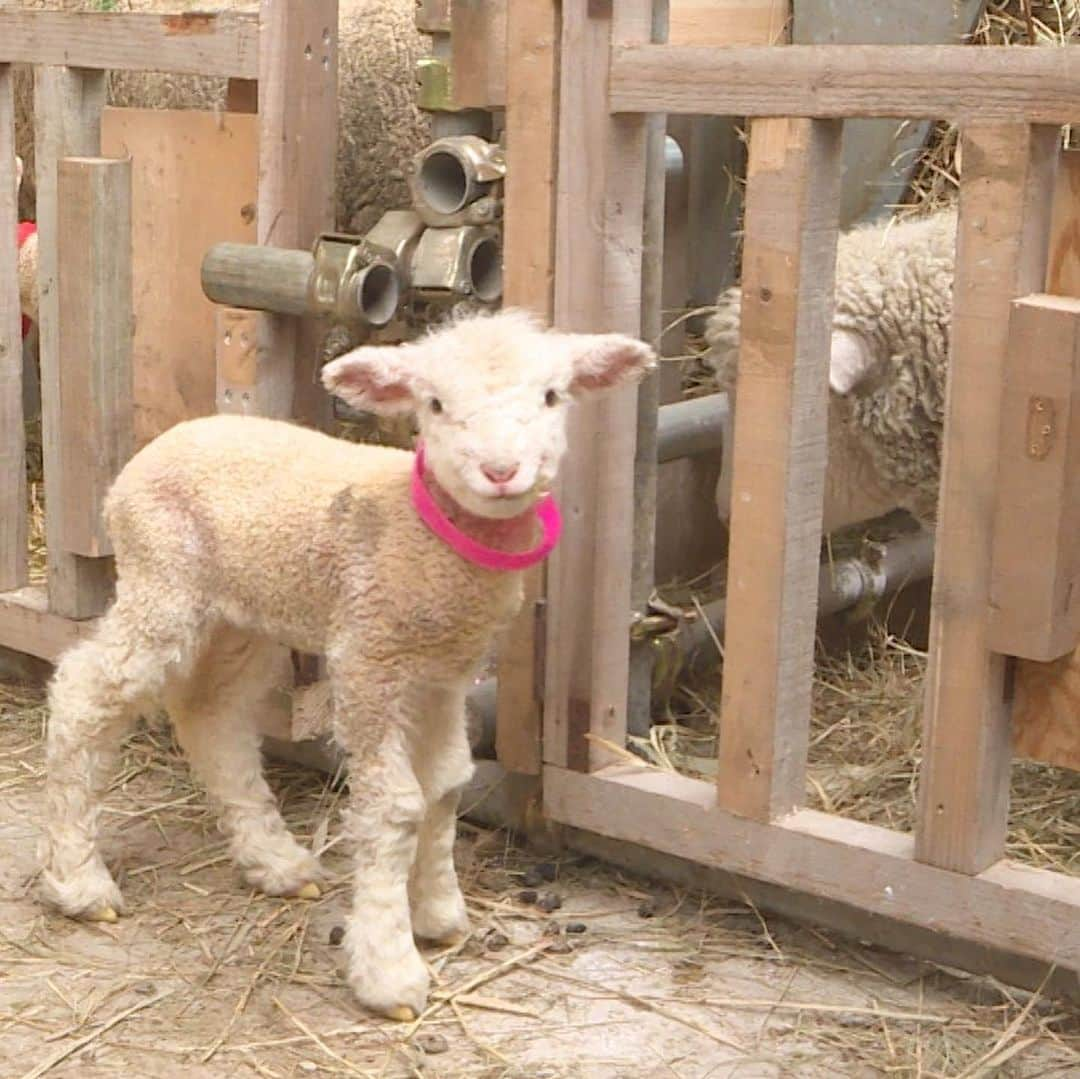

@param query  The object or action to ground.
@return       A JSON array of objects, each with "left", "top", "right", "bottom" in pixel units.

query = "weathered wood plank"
[
  {"left": 989, "top": 295, "right": 1080, "bottom": 662},
  {"left": 0, "top": 586, "right": 95, "bottom": 663},
  {"left": 493, "top": 0, "right": 561, "bottom": 776},
  {"left": 716, "top": 117, "right": 842, "bottom": 821},
  {"left": 609, "top": 45, "right": 1080, "bottom": 123},
  {"left": 544, "top": 765, "right": 1080, "bottom": 974},
  {"left": 255, "top": 0, "right": 338, "bottom": 427},
  {"left": 0, "top": 64, "right": 26, "bottom": 592},
  {"left": 0, "top": 10, "right": 258, "bottom": 78},
  {"left": 101, "top": 107, "right": 259, "bottom": 449},
  {"left": 56, "top": 157, "right": 133, "bottom": 559},
  {"left": 34, "top": 66, "right": 113, "bottom": 620},
  {"left": 450, "top": 0, "right": 507, "bottom": 110},
  {"left": 669, "top": 0, "right": 789, "bottom": 45},
  {"left": 916, "top": 124, "right": 1060, "bottom": 875},
  {"left": 543, "top": 0, "right": 651, "bottom": 771}
]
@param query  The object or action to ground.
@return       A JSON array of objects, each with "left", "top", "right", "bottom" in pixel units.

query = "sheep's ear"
[
  {"left": 15, "top": 155, "right": 22, "bottom": 196},
  {"left": 563, "top": 333, "right": 657, "bottom": 394},
  {"left": 829, "top": 331, "right": 876, "bottom": 395},
  {"left": 321, "top": 345, "right": 418, "bottom": 415}
]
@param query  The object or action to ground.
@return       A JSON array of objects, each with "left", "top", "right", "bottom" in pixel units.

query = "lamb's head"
[{"left": 322, "top": 309, "right": 656, "bottom": 518}]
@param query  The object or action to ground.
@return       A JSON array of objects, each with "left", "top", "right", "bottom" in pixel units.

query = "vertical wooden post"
[
  {"left": 715, "top": 117, "right": 842, "bottom": 822},
  {"left": 494, "top": 0, "right": 560, "bottom": 776},
  {"left": 255, "top": 0, "right": 338, "bottom": 428},
  {"left": 34, "top": 66, "right": 112, "bottom": 619},
  {"left": 543, "top": 0, "right": 652, "bottom": 772},
  {"left": 915, "top": 123, "right": 1059, "bottom": 874},
  {"left": 56, "top": 157, "right": 133, "bottom": 560},
  {"left": 0, "top": 61, "right": 26, "bottom": 592}
]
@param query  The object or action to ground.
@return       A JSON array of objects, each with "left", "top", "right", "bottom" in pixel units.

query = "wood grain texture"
[
  {"left": 56, "top": 157, "right": 133, "bottom": 560},
  {"left": 494, "top": 0, "right": 561, "bottom": 775},
  {"left": 544, "top": 765, "right": 1080, "bottom": 974},
  {"left": 451, "top": 0, "right": 507, "bottom": 109},
  {"left": 0, "top": 10, "right": 258, "bottom": 78},
  {"left": 717, "top": 117, "right": 841, "bottom": 821},
  {"left": 609, "top": 44, "right": 1080, "bottom": 122},
  {"left": 101, "top": 108, "right": 259, "bottom": 449},
  {"left": 0, "top": 64, "right": 26, "bottom": 591},
  {"left": 543, "top": 0, "right": 651, "bottom": 772},
  {"left": 0, "top": 586, "right": 95, "bottom": 663},
  {"left": 255, "top": 0, "right": 338, "bottom": 428},
  {"left": 669, "top": 0, "right": 789, "bottom": 45},
  {"left": 34, "top": 66, "right": 113, "bottom": 620},
  {"left": 916, "top": 124, "right": 1060, "bottom": 875},
  {"left": 988, "top": 295, "right": 1080, "bottom": 661}
]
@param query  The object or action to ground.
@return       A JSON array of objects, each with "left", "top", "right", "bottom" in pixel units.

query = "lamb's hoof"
[
  {"left": 293, "top": 882, "right": 321, "bottom": 900},
  {"left": 84, "top": 905, "right": 118, "bottom": 923},
  {"left": 385, "top": 1005, "right": 416, "bottom": 1023}
]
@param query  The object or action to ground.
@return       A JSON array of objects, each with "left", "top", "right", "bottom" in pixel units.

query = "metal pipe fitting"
[
  {"left": 408, "top": 135, "right": 506, "bottom": 226},
  {"left": 410, "top": 224, "right": 503, "bottom": 303}
]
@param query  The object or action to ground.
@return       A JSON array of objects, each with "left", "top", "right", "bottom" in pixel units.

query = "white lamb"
[{"left": 38, "top": 309, "right": 655, "bottom": 1021}]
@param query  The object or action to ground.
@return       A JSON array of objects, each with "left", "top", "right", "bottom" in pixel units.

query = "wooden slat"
[
  {"left": 493, "top": 0, "right": 560, "bottom": 776},
  {"left": 34, "top": 66, "right": 113, "bottom": 620},
  {"left": 101, "top": 107, "right": 259, "bottom": 449},
  {"left": 0, "top": 64, "right": 26, "bottom": 592},
  {"left": 916, "top": 124, "right": 1060, "bottom": 875},
  {"left": 254, "top": 0, "right": 338, "bottom": 427},
  {"left": 0, "top": 11, "right": 258, "bottom": 78},
  {"left": 988, "top": 295, "right": 1080, "bottom": 661},
  {"left": 56, "top": 157, "right": 133, "bottom": 559},
  {"left": 450, "top": 0, "right": 507, "bottom": 110},
  {"left": 716, "top": 117, "right": 841, "bottom": 822},
  {"left": 609, "top": 45, "right": 1080, "bottom": 123},
  {"left": 669, "top": 0, "right": 789, "bottom": 46},
  {"left": 544, "top": 765, "right": 1080, "bottom": 974},
  {"left": 0, "top": 586, "right": 95, "bottom": 663},
  {"left": 542, "top": 0, "right": 652, "bottom": 772}
]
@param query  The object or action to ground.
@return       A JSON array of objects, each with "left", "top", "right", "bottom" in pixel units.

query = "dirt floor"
[{"left": 1, "top": 681, "right": 1079, "bottom": 1079}]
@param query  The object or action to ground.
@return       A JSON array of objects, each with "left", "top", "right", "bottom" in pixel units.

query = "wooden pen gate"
[
  {"left": 0, "top": 0, "right": 337, "bottom": 658},
  {"left": 534, "top": 2, "right": 1080, "bottom": 988}
]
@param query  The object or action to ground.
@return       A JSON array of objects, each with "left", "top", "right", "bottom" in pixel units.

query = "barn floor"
[{"left": 2, "top": 681, "right": 1079, "bottom": 1079}]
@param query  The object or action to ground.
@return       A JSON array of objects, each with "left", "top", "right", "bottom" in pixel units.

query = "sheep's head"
[{"left": 322, "top": 309, "right": 656, "bottom": 519}]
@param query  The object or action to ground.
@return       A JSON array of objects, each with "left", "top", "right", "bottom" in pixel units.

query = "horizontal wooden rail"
[
  {"left": 0, "top": 587, "right": 95, "bottom": 663},
  {"left": 0, "top": 11, "right": 259, "bottom": 78},
  {"left": 609, "top": 45, "right": 1080, "bottom": 123},
  {"left": 545, "top": 765, "right": 1080, "bottom": 973}
]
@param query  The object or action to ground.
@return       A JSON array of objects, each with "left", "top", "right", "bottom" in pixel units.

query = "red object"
[{"left": 17, "top": 221, "right": 36, "bottom": 339}]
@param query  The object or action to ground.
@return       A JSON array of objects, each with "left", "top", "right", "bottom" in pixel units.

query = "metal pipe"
[
  {"left": 656, "top": 393, "right": 729, "bottom": 463},
  {"left": 202, "top": 243, "right": 315, "bottom": 316}
]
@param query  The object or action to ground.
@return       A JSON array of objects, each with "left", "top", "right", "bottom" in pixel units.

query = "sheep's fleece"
[
  {"left": 705, "top": 209, "right": 957, "bottom": 526},
  {"left": 37, "top": 310, "right": 655, "bottom": 1022}
]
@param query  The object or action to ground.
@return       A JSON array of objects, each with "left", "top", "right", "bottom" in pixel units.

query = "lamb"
[
  {"left": 14, "top": 156, "right": 37, "bottom": 332},
  {"left": 37, "top": 309, "right": 655, "bottom": 1021},
  {"left": 705, "top": 207, "right": 958, "bottom": 527}
]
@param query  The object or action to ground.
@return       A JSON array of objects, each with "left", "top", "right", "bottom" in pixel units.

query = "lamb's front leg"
[
  {"left": 408, "top": 685, "right": 474, "bottom": 944},
  {"left": 332, "top": 666, "right": 429, "bottom": 1021}
]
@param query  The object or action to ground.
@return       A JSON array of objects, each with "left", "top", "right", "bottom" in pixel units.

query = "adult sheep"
[
  {"left": 13, "top": 0, "right": 429, "bottom": 233},
  {"left": 704, "top": 205, "right": 1080, "bottom": 764},
  {"left": 37, "top": 309, "right": 656, "bottom": 1021}
]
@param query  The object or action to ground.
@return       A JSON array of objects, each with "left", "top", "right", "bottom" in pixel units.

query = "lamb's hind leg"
[
  {"left": 40, "top": 592, "right": 206, "bottom": 921},
  {"left": 165, "top": 628, "right": 321, "bottom": 899}
]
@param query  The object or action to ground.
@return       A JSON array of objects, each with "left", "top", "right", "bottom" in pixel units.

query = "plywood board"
[{"left": 102, "top": 107, "right": 258, "bottom": 450}]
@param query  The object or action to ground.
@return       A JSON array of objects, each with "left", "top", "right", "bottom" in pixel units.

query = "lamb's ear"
[
  {"left": 15, "top": 156, "right": 22, "bottom": 196},
  {"left": 829, "top": 330, "right": 876, "bottom": 396},
  {"left": 321, "top": 344, "right": 419, "bottom": 415},
  {"left": 563, "top": 333, "right": 657, "bottom": 394}
]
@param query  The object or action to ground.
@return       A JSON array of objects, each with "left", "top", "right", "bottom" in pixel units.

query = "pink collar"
[{"left": 410, "top": 444, "right": 561, "bottom": 571}]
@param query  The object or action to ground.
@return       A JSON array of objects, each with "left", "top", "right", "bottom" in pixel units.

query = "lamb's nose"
[{"left": 481, "top": 462, "right": 519, "bottom": 485}]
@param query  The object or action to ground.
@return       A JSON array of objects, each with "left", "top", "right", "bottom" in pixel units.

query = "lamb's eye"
[
  {"left": 544, "top": 389, "right": 559, "bottom": 408},
  {"left": 430, "top": 398, "right": 443, "bottom": 414}
]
